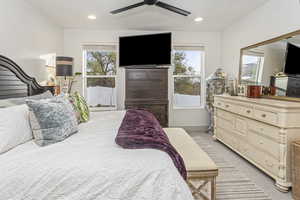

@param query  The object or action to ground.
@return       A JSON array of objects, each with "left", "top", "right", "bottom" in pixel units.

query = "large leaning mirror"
[{"left": 239, "top": 30, "right": 300, "bottom": 101}]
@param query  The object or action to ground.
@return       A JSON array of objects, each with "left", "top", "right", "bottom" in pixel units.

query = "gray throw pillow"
[
  {"left": 26, "top": 95, "right": 78, "bottom": 146},
  {"left": 0, "top": 91, "right": 53, "bottom": 108}
]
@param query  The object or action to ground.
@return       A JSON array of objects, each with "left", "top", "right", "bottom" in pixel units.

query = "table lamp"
[{"left": 56, "top": 56, "right": 73, "bottom": 94}]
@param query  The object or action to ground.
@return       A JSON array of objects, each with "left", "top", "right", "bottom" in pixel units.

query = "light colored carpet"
[{"left": 191, "top": 133, "right": 276, "bottom": 200}]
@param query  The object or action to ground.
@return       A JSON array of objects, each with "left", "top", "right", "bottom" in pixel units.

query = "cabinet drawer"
[
  {"left": 256, "top": 150, "right": 280, "bottom": 177},
  {"left": 125, "top": 104, "right": 168, "bottom": 127},
  {"left": 214, "top": 100, "right": 224, "bottom": 108},
  {"left": 239, "top": 107, "right": 254, "bottom": 118},
  {"left": 248, "top": 131, "right": 280, "bottom": 159},
  {"left": 222, "top": 102, "right": 238, "bottom": 113},
  {"left": 217, "top": 109, "right": 234, "bottom": 121},
  {"left": 254, "top": 109, "right": 278, "bottom": 125},
  {"left": 216, "top": 117, "right": 234, "bottom": 130},
  {"left": 235, "top": 117, "right": 247, "bottom": 136},
  {"left": 217, "top": 128, "right": 240, "bottom": 151},
  {"left": 248, "top": 120, "right": 279, "bottom": 141},
  {"left": 221, "top": 102, "right": 252, "bottom": 118}
]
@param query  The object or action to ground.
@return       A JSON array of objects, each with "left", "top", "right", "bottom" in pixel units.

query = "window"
[
  {"left": 173, "top": 46, "right": 205, "bottom": 108},
  {"left": 83, "top": 45, "right": 117, "bottom": 109},
  {"left": 241, "top": 50, "right": 265, "bottom": 83}
]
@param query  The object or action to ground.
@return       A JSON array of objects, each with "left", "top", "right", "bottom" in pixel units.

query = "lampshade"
[{"left": 56, "top": 56, "right": 73, "bottom": 77}]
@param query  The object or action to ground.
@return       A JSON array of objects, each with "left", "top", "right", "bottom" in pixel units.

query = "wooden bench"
[{"left": 164, "top": 128, "right": 218, "bottom": 200}]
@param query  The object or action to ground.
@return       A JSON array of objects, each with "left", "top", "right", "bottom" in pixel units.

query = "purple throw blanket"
[{"left": 116, "top": 109, "right": 187, "bottom": 180}]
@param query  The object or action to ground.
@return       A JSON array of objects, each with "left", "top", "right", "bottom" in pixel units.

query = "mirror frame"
[{"left": 239, "top": 29, "right": 300, "bottom": 102}]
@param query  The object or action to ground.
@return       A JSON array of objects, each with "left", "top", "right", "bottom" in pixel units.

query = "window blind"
[
  {"left": 82, "top": 45, "right": 116, "bottom": 51},
  {"left": 174, "top": 46, "right": 205, "bottom": 51}
]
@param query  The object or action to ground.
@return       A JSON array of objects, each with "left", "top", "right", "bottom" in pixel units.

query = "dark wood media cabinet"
[{"left": 125, "top": 67, "right": 169, "bottom": 127}]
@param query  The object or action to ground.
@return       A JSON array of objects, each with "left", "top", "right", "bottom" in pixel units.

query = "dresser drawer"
[
  {"left": 256, "top": 150, "right": 280, "bottom": 177},
  {"left": 254, "top": 109, "right": 278, "bottom": 125},
  {"left": 125, "top": 103, "right": 168, "bottom": 127},
  {"left": 214, "top": 100, "right": 224, "bottom": 108},
  {"left": 239, "top": 141, "right": 251, "bottom": 156},
  {"left": 217, "top": 109, "right": 234, "bottom": 121},
  {"left": 222, "top": 102, "right": 239, "bottom": 113},
  {"left": 216, "top": 117, "right": 234, "bottom": 131},
  {"left": 234, "top": 117, "right": 247, "bottom": 136},
  {"left": 217, "top": 109, "right": 248, "bottom": 135},
  {"left": 246, "top": 144, "right": 280, "bottom": 177},
  {"left": 248, "top": 120, "right": 280, "bottom": 141},
  {"left": 248, "top": 131, "right": 280, "bottom": 159},
  {"left": 217, "top": 128, "right": 240, "bottom": 151},
  {"left": 238, "top": 107, "right": 254, "bottom": 118},
  {"left": 219, "top": 101, "right": 254, "bottom": 119}
]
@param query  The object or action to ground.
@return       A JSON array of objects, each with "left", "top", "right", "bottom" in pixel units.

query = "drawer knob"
[
  {"left": 259, "top": 140, "right": 264, "bottom": 145},
  {"left": 225, "top": 105, "right": 230, "bottom": 108},
  {"left": 261, "top": 114, "right": 266, "bottom": 118},
  {"left": 246, "top": 110, "right": 251, "bottom": 114}
]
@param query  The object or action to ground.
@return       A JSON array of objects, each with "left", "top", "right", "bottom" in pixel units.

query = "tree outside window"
[
  {"left": 83, "top": 45, "right": 117, "bottom": 109},
  {"left": 173, "top": 46, "right": 204, "bottom": 108}
]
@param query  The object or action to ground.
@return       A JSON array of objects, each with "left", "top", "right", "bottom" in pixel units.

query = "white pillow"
[{"left": 0, "top": 104, "right": 33, "bottom": 154}]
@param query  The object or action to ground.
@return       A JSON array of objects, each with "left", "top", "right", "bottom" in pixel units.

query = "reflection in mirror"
[
  {"left": 239, "top": 31, "right": 300, "bottom": 99},
  {"left": 241, "top": 40, "right": 288, "bottom": 86}
]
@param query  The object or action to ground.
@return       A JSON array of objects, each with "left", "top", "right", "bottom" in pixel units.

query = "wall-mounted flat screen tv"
[
  {"left": 119, "top": 33, "right": 172, "bottom": 67},
  {"left": 284, "top": 43, "right": 300, "bottom": 75}
]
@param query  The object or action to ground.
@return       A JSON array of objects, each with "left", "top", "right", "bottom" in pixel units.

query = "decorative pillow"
[
  {"left": 69, "top": 92, "right": 90, "bottom": 123},
  {"left": 0, "top": 91, "right": 53, "bottom": 108},
  {"left": 0, "top": 105, "right": 33, "bottom": 154},
  {"left": 26, "top": 95, "right": 78, "bottom": 146}
]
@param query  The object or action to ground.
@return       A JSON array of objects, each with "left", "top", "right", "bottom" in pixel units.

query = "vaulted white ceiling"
[{"left": 26, "top": 0, "right": 268, "bottom": 31}]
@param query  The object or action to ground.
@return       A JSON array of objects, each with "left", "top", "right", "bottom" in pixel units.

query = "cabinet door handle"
[
  {"left": 261, "top": 114, "right": 266, "bottom": 118},
  {"left": 246, "top": 110, "right": 251, "bottom": 114}
]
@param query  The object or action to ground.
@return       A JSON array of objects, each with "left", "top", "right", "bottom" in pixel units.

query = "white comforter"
[{"left": 0, "top": 111, "right": 193, "bottom": 200}]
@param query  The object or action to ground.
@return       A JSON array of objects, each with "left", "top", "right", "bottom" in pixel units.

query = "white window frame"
[
  {"left": 242, "top": 50, "right": 265, "bottom": 83},
  {"left": 172, "top": 45, "right": 205, "bottom": 109},
  {"left": 82, "top": 44, "right": 118, "bottom": 111}
]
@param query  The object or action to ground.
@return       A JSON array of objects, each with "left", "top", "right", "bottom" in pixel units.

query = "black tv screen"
[
  {"left": 284, "top": 43, "right": 300, "bottom": 75},
  {"left": 119, "top": 33, "right": 171, "bottom": 67}
]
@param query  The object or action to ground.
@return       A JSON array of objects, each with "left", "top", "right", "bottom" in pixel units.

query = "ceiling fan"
[{"left": 110, "top": 0, "right": 191, "bottom": 16}]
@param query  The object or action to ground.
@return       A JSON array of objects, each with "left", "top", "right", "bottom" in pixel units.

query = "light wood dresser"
[{"left": 213, "top": 95, "right": 300, "bottom": 192}]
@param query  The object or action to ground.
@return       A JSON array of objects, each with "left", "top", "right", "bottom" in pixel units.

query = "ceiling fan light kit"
[{"left": 111, "top": 0, "right": 191, "bottom": 16}]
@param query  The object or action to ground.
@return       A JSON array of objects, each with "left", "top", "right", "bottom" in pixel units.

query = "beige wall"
[
  {"left": 0, "top": 0, "right": 63, "bottom": 82},
  {"left": 221, "top": 0, "right": 300, "bottom": 78}
]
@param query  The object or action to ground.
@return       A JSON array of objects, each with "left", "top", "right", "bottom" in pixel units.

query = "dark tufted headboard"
[{"left": 0, "top": 55, "right": 50, "bottom": 99}]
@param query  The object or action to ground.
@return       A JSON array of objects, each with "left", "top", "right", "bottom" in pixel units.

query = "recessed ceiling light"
[
  {"left": 194, "top": 17, "right": 203, "bottom": 22},
  {"left": 88, "top": 15, "right": 97, "bottom": 20}
]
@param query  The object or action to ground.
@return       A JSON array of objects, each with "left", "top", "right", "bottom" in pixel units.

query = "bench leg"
[
  {"left": 187, "top": 177, "right": 217, "bottom": 200},
  {"left": 211, "top": 177, "right": 216, "bottom": 200}
]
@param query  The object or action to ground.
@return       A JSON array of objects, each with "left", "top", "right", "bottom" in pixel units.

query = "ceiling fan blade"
[
  {"left": 111, "top": 2, "right": 145, "bottom": 14},
  {"left": 155, "top": 1, "right": 191, "bottom": 16}
]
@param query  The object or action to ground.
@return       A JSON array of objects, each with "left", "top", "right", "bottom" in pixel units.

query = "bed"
[{"left": 0, "top": 55, "right": 193, "bottom": 200}]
